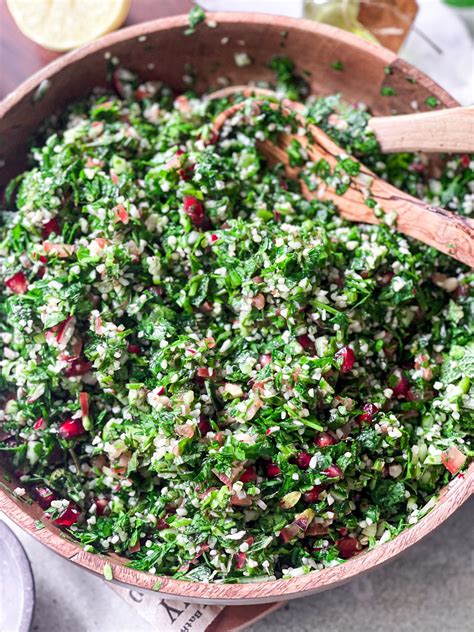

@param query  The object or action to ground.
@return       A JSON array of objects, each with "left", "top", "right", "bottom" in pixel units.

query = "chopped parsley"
[{"left": 0, "top": 64, "right": 472, "bottom": 584}]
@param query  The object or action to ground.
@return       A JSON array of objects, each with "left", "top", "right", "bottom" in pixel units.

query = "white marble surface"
[{"left": 2, "top": 498, "right": 473, "bottom": 632}]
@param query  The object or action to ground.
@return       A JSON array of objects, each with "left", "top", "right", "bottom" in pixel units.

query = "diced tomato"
[
  {"left": 174, "top": 94, "right": 191, "bottom": 113},
  {"left": 441, "top": 446, "right": 466, "bottom": 475},
  {"left": 234, "top": 552, "right": 247, "bottom": 569},
  {"left": 196, "top": 367, "right": 213, "bottom": 379},
  {"left": 79, "top": 392, "right": 89, "bottom": 419},
  {"left": 5, "top": 271, "right": 28, "bottom": 294},
  {"left": 43, "top": 242, "right": 75, "bottom": 258},
  {"left": 50, "top": 316, "right": 76, "bottom": 349},
  {"left": 115, "top": 204, "right": 129, "bottom": 224}
]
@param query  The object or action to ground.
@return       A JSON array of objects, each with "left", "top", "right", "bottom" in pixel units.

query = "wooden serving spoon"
[
  {"left": 209, "top": 92, "right": 474, "bottom": 267},
  {"left": 207, "top": 86, "right": 474, "bottom": 154}
]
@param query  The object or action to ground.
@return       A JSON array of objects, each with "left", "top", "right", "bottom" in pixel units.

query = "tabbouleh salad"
[{"left": 0, "top": 59, "right": 472, "bottom": 583}]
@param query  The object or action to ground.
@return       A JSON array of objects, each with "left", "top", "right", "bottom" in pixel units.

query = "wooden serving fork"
[{"left": 208, "top": 88, "right": 474, "bottom": 267}]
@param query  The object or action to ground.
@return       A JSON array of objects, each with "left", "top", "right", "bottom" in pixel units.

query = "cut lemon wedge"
[{"left": 7, "top": 0, "right": 131, "bottom": 52}]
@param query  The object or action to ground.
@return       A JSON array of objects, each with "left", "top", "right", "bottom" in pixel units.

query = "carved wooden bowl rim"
[{"left": 0, "top": 12, "right": 471, "bottom": 604}]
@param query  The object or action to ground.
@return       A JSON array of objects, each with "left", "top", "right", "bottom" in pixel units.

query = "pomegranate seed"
[
  {"left": 33, "top": 417, "right": 46, "bottom": 430},
  {"left": 240, "top": 466, "right": 257, "bottom": 483},
  {"left": 183, "top": 195, "right": 206, "bottom": 227},
  {"left": 323, "top": 464, "right": 343, "bottom": 479},
  {"left": 391, "top": 372, "right": 410, "bottom": 398},
  {"left": 64, "top": 358, "right": 93, "bottom": 377},
  {"left": 58, "top": 418, "right": 85, "bottom": 439},
  {"left": 127, "top": 344, "right": 141, "bottom": 354},
  {"left": 303, "top": 485, "right": 325, "bottom": 503},
  {"left": 205, "top": 130, "right": 219, "bottom": 145},
  {"left": 335, "top": 346, "right": 355, "bottom": 373},
  {"left": 5, "top": 271, "right": 28, "bottom": 294},
  {"left": 179, "top": 164, "right": 195, "bottom": 181},
  {"left": 198, "top": 415, "right": 212, "bottom": 437},
  {"left": 95, "top": 498, "right": 108, "bottom": 516},
  {"left": 460, "top": 154, "right": 470, "bottom": 169},
  {"left": 295, "top": 451, "right": 312, "bottom": 470},
  {"left": 156, "top": 518, "right": 169, "bottom": 530},
  {"left": 266, "top": 462, "right": 281, "bottom": 478},
  {"left": 234, "top": 552, "right": 247, "bottom": 569},
  {"left": 33, "top": 486, "right": 57, "bottom": 510},
  {"left": 297, "top": 334, "right": 315, "bottom": 354},
  {"left": 259, "top": 353, "right": 272, "bottom": 366},
  {"left": 441, "top": 446, "right": 466, "bottom": 475},
  {"left": 209, "top": 234, "right": 219, "bottom": 243},
  {"left": 42, "top": 218, "right": 60, "bottom": 238},
  {"left": 356, "top": 403, "right": 379, "bottom": 424},
  {"left": 53, "top": 502, "right": 80, "bottom": 527},
  {"left": 336, "top": 536, "right": 360, "bottom": 559},
  {"left": 314, "top": 432, "right": 337, "bottom": 448}
]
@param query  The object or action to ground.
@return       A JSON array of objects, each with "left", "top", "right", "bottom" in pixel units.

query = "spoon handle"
[
  {"left": 330, "top": 171, "right": 474, "bottom": 266},
  {"left": 368, "top": 106, "right": 474, "bottom": 154},
  {"left": 303, "top": 123, "right": 474, "bottom": 266}
]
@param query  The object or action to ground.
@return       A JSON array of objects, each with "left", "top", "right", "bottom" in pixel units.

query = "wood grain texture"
[
  {"left": 0, "top": 13, "right": 458, "bottom": 189},
  {"left": 210, "top": 87, "right": 474, "bottom": 154},
  {"left": 0, "top": 12, "right": 472, "bottom": 605},
  {"left": 369, "top": 106, "right": 474, "bottom": 153},
  {"left": 214, "top": 99, "right": 474, "bottom": 266},
  {"left": 1, "top": 463, "right": 472, "bottom": 604}
]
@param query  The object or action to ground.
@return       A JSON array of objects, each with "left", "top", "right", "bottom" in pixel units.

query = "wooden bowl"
[{"left": 0, "top": 12, "right": 472, "bottom": 604}]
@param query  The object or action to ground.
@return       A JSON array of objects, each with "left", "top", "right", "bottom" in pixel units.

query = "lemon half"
[{"left": 7, "top": 0, "right": 132, "bottom": 52}]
